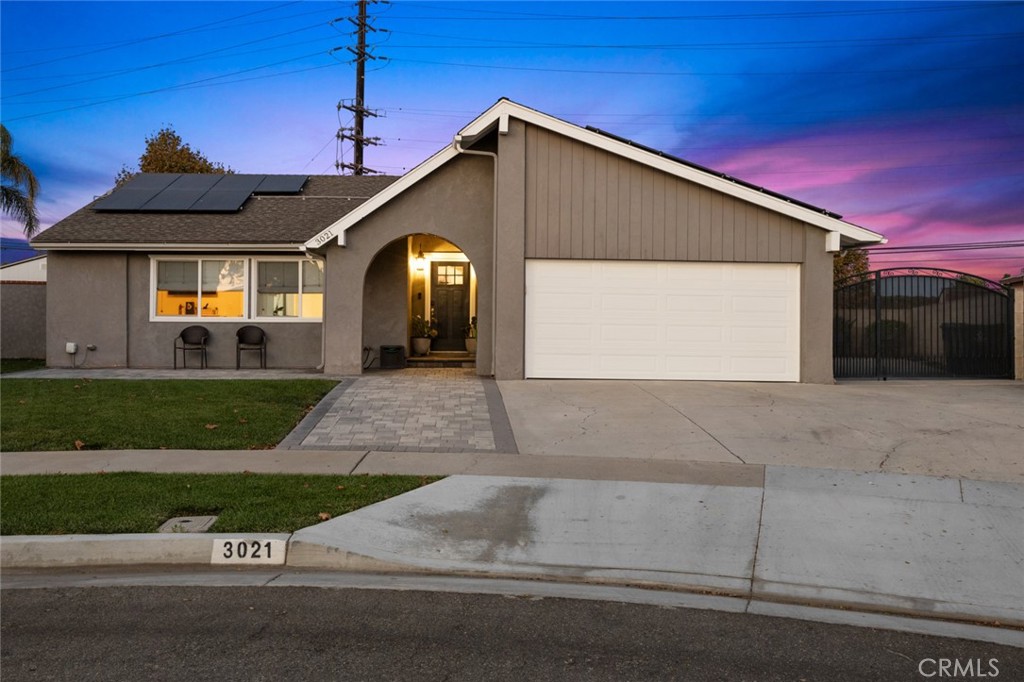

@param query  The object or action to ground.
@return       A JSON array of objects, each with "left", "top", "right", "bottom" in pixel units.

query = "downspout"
[{"left": 453, "top": 131, "right": 501, "bottom": 376}]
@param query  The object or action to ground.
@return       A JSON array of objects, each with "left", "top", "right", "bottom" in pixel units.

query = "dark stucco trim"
[{"left": 483, "top": 377, "right": 519, "bottom": 454}]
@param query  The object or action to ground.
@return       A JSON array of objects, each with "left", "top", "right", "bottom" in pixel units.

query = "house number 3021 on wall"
[{"left": 210, "top": 538, "right": 286, "bottom": 565}]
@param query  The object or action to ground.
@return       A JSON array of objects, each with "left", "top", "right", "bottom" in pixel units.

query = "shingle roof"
[{"left": 32, "top": 175, "right": 400, "bottom": 246}]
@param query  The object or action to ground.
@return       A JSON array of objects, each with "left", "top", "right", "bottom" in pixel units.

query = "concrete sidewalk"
[
  {"left": 3, "top": 370, "right": 1022, "bottom": 640},
  {"left": 4, "top": 460, "right": 1021, "bottom": 639},
  {"left": 287, "top": 467, "right": 1024, "bottom": 628}
]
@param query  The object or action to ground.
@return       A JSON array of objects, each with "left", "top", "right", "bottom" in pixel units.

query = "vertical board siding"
[{"left": 525, "top": 126, "right": 808, "bottom": 263}]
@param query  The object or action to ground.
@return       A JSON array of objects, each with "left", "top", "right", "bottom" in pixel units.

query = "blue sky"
[{"left": 1, "top": 0, "right": 1022, "bottom": 277}]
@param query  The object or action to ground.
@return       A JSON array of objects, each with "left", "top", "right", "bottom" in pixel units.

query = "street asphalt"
[{"left": 2, "top": 369, "right": 1022, "bottom": 645}]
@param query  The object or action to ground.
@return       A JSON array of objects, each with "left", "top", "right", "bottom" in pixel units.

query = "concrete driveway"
[{"left": 498, "top": 379, "right": 1024, "bottom": 483}]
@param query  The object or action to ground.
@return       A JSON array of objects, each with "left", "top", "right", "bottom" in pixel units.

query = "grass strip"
[
  {"left": 0, "top": 473, "right": 439, "bottom": 535},
  {"left": 0, "top": 379, "right": 336, "bottom": 451}
]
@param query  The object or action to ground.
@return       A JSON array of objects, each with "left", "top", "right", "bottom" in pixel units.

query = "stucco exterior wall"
[
  {"left": 494, "top": 120, "right": 527, "bottom": 380},
  {"left": 324, "top": 118, "right": 840, "bottom": 382},
  {"left": 1, "top": 281, "right": 46, "bottom": 359},
  {"left": 45, "top": 252, "right": 128, "bottom": 367},
  {"left": 124, "top": 254, "right": 321, "bottom": 369},
  {"left": 1012, "top": 281, "right": 1023, "bottom": 380},
  {"left": 800, "top": 230, "right": 834, "bottom": 383},
  {"left": 525, "top": 126, "right": 808, "bottom": 263},
  {"left": 44, "top": 252, "right": 321, "bottom": 369},
  {"left": 362, "top": 239, "right": 410, "bottom": 366},
  {"left": 324, "top": 153, "right": 495, "bottom": 375}
]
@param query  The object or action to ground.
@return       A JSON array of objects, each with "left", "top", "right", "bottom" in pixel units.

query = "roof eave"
[
  {"left": 32, "top": 242, "right": 307, "bottom": 252},
  {"left": 303, "top": 98, "right": 886, "bottom": 249}
]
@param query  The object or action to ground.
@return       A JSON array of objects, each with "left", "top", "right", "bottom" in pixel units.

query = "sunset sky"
[{"left": 1, "top": 0, "right": 1021, "bottom": 278}]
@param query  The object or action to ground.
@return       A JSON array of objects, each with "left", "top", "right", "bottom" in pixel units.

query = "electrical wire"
[
  {"left": 390, "top": 2, "right": 1009, "bottom": 22},
  {"left": 389, "top": 56, "right": 1020, "bottom": 76}
]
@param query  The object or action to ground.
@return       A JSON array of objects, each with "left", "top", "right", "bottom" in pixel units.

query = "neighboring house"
[
  {"left": 1, "top": 255, "right": 47, "bottom": 359},
  {"left": 32, "top": 99, "right": 884, "bottom": 382}
]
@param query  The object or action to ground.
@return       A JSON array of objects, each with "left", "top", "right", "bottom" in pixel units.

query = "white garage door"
[{"left": 525, "top": 260, "right": 801, "bottom": 381}]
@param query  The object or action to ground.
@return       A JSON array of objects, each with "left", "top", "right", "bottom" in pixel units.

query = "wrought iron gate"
[{"left": 834, "top": 268, "right": 1014, "bottom": 379}]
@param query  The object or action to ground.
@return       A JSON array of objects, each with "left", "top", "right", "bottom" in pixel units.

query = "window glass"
[
  {"left": 301, "top": 260, "right": 324, "bottom": 319},
  {"left": 201, "top": 260, "right": 245, "bottom": 317},
  {"left": 153, "top": 258, "right": 321, "bottom": 320},
  {"left": 156, "top": 261, "right": 198, "bottom": 316},
  {"left": 257, "top": 261, "right": 299, "bottom": 317}
]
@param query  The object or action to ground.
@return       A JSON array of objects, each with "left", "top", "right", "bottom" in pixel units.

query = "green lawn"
[
  {"left": 0, "top": 379, "right": 336, "bottom": 451},
  {"left": 0, "top": 473, "right": 438, "bottom": 534}
]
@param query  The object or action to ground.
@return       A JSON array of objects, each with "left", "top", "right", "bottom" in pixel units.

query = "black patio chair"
[
  {"left": 174, "top": 325, "right": 209, "bottom": 369},
  {"left": 236, "top": 325, "right": 267, "bottom": 369}
]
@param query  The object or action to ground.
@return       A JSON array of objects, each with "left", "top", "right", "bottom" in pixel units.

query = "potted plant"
[
  {"left": 410, "top": 314, "right": 436, "bottom": 356},
  {"left": 464, "top": 316, "right": 478, "bottom": 355}
]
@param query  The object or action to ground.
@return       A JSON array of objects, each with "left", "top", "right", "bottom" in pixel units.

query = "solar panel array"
[{"left": 93, "top": 174, "right": 308, "bottom": 213}]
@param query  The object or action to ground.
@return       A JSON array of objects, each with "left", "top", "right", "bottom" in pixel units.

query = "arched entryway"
[{"left": 362, "top": 233, "right": 478, "bottom": 369}]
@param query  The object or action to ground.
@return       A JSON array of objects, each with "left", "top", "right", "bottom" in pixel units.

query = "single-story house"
[{"left": 32, "top": 99, "right": 885, "bottom": 382}]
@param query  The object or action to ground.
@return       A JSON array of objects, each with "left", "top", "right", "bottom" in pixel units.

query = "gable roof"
[
  {"left": 32, "top": 175, "right": 399, "bottom": 250},
  {"left": 305, "top": 99, "right": 885, "bottom": 250}
]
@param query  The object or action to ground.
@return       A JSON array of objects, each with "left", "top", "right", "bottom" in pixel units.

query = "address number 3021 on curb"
[{"left": 211, "top": 538, "right": 287, "bottom": 565}]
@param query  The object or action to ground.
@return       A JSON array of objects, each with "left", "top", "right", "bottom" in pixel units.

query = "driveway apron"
[{"left": 282, "top": 369, "right": 518, "bottom": 454}]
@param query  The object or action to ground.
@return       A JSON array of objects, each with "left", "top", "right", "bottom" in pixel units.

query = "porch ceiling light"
[{"left": 415, "top": 247, "right": 426, "bottom": 271}]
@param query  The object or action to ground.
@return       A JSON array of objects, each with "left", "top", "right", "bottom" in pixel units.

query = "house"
[
  {"left": 32, "top": 99, "right": 884, "bottom": 382},
  {"left": 0, "top": 254, "right": 47, "bottom": 359}
]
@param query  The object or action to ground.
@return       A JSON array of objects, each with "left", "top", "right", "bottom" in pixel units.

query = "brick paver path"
[{"left": 298, "top": 369, "right": 506, "bottom": 452}]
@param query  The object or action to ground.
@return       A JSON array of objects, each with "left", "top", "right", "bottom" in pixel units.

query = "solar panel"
[
  {"left": 92, "top": 174, "right": 179, "bottom": 211},
  {"left": 92, "top": 173, "right": 308, "bottom": 213},
  {"left": 190, "top": 175, "right": 263, "bottom": 212},
  {"left": 141, "top": 174, "right": 222, "bottom": 211},
  {"left": 255, "top": 175, "right": 307, "bottom": 194}
]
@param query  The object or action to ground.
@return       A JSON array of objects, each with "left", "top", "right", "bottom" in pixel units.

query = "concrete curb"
[
  {"left": 1, "top": 534, "right": 290, "bottom": 568},
  {"left": 5, "top": 531, "right": 1020, "bottom": 635}
]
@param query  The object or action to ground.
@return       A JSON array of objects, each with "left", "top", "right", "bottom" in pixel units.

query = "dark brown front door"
[{"left": 431, "top": 262, "right": 470, "bottom": 351}]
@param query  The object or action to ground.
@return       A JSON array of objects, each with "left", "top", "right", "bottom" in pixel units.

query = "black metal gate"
[{"left": 834, "top": 268, "right": 1014, "bottom": 379}]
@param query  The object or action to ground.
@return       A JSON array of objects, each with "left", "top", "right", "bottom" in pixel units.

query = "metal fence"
[{"left": 834, "top": 268, "right": 1014, "bottom": 379}]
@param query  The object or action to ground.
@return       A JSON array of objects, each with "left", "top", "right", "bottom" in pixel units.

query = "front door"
[{"left": 431, "top": 262, "right": 470, "bottom": 351}]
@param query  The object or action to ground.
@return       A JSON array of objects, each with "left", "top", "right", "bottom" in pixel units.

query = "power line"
[
  {"left": 389, "top": 57, "right": 1021, "bottom": 77},
  {"left": 389, "top": 2, "right": 1010, "bottom": 22},
  {"left": 2, "top": 24, "right": 330, "bottom": 99},
  {"left": 0, "top": 1, "right": 305, "bottom": 73},
  {"left": 864, "top": 240, "right": 1024, "bottom": 253},
  {"left": 381, "top": 31, "right": 1024, "bottom": 51}
]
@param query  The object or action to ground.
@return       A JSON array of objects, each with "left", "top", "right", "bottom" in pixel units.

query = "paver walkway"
[{"left": 282, "top": 369, "right": 518, "bottom": 454}]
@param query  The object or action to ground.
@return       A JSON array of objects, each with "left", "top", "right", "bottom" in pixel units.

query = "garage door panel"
[
  {"left": 666, "top": 294, "right": 725, "bottom": 313},
  {"left": 526, "top": 260, "right": 800, "bottom": 381},
  {"left": 665, "top": 356, "right": 725, "bottom": 375},
  {"left": 601, "top": 293, "right": 659, "bottom": 312},
  {"left": 666, "top": 325, "right": 724, "bottom": 343},
  {"left": 535, "top": 323, "right": 594, "bottom": 342},
  {"left": 729, "top": 326, "right": 793, "bottom": 345},
  {"left": 732, "top": 295, "right": 791, "bottom": 314},
  {"left": 598, "top": 354, "right": 659, "bottom": 372},
  {"left": 730, "top": 356, "right": 791, "bottom": 376}
]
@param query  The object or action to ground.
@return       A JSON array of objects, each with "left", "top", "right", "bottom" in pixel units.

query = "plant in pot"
[
  {"left": 410, "top": 315, "right": 437, "bottom": 356},
  {"left": 463, "top": 316, "right": 478, "bottom": 355}
]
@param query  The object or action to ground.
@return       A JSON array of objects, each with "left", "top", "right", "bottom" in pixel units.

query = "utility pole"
[{"left": 335, "top": 0, "right": 385, "bottom": 175}]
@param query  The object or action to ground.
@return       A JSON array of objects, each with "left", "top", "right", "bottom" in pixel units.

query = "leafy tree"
[
  {"left": 834, "top": 247, "right": 870, "bottom": 282},
  {"left": 115, "top": 126, "right": 232, "bottom": 186},
  {"left": 1, "top": 124, "right": 40, "bottom": 238}
]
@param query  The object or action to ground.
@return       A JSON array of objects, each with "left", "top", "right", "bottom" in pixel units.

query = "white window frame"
[
  {"left": 148, "top": 255, "right": 324, "bottom": 323},
  {"left": 251, "top": 256, "right": 324, "bottom": 322}
]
